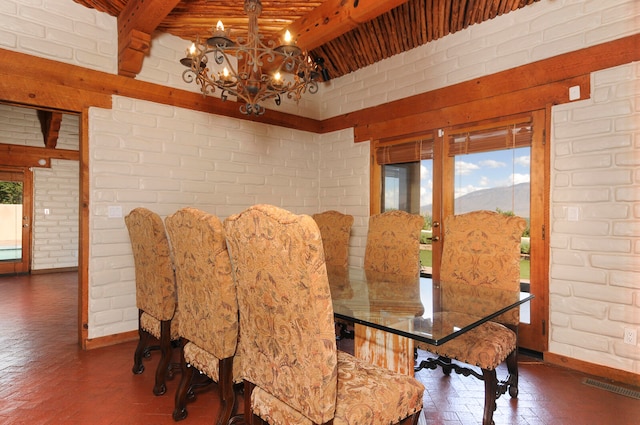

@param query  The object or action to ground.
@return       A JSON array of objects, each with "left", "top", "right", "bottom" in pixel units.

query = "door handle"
[
  {"left": 432, "top": 236, "right": 439, "bottom": 242},
  {"left": 23, "top": 223, "right": 29, "bottom": 228}
]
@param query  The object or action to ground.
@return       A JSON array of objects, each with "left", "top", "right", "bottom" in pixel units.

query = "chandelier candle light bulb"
[{"left": 179, "top": 0, "right": 328, "bottom": 116}]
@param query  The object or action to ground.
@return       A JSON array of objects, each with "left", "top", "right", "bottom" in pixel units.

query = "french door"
[
  {"left": 0, "top": 167, "right": 32, "bottom": 275},
  {"left": 375, "top": 110, "right": 548, "bottom": 353}
]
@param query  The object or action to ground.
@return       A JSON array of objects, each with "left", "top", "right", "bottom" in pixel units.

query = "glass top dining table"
[{"left": 328, "top": 266, "right": 534, "bottom": 346}]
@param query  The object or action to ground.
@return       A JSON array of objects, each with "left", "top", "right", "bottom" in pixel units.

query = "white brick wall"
[
  {"left": 87, "top": 95, "right": 333, "bottom": 337},
  {"left": 0, "top": 104, "right": 44, "bottom": 146},
  {"left": 32, "top": 158, "right": 79, "bottom": 270},
  {"left": 0, "top": 0, "right": 117, "bottom": 74},
  {"left": 550, "top": 62, "right": 640, "bottom": 373},
  {"left": 317, "top": 129, "right": 370, "bottom": 267}
]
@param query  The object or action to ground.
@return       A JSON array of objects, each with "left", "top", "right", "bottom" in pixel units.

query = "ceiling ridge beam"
[{"left": 287, "top": 0, "right": 411, "bottom": 51}]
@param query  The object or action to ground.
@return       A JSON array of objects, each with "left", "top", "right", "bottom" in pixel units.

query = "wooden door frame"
[
  {"left": 370, "top": 109, "right": 550, "bottom": 353},
  {"left": 440, "top": 111, "right": 549, "bottom": 352},
  {"left": 0, "top": 101, "right": 90, "bottom": 350},
  {"left": 517, "top": 109, "right": 549, "bottom": 352}
]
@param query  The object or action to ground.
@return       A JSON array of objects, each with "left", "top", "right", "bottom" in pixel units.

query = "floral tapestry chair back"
[
  {"left": 440, "top": 210, "right": 526, "bottom": 326},
  {"left": 165, "top": 207, "right": 240, "bottom": 424},
  {"left": 224, "top": 204, "right": 338, "bottom": 424},
  {"left": 126, "top": 207, "right": 176, "bottom": 322},
  {"left": 364, "top": 210, "right": 424, "bottom": 277},
  {"left": 124, "top": 207, "right": 178, "bottom": 396},
  {"left": 312, "top": 210, "right": 354, "bottom": 272}
]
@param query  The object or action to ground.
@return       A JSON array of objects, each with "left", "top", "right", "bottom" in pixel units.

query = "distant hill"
[{"left": 421, "top": 182, "right": 530, "bottom": 218}]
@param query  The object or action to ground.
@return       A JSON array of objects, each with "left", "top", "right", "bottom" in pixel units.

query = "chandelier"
[{"left": 180, "top": 0, "right": 328, "bottom": 116}]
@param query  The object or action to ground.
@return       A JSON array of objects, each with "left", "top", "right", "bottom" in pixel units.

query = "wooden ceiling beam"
[
  {"left": 118, "top": 0, "right": 181, "bottom": 77},
  {"left": 287, "top": 0, "right": 411, "bottom": 51},
  {"left": 36, "top": 110, "right": 63, "bottom": 148}
]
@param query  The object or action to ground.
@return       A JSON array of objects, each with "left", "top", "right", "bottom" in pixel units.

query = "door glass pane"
[
  {"left": 0, "top": 180, "right": 23, "bottom": 261},
  {"left": 453, "top": 147, "right": 531, "bottom": 323},
  {"left": 420, "top": 160, "right": 433, "bottom": 276},
  {"left": 382, "top": 163, "right": 420, "bottom": 213},
  {"left": 381, "top": 160, "right": 433, "bottom": 275}
]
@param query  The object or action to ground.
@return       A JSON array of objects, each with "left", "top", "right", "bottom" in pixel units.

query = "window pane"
[
  {"left": 0, "top": 180, "right": 23, "bottom": 261},
  {"left": 453, "top": 147, "right": 530, "bottom": 217},
  {"left": 382, "top": 163, "right": 420, "bottom": 213},
  {"left": 381, "top": 160, "right": 433, "bottom": 275}
]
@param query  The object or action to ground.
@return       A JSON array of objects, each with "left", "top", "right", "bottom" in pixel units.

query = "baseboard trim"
[
  {"left": 545, "top": 352, "right": 640, "bottom": 387},
  {"left": 84, "top": 330, "right": 138, "bottom": 350},
  {"left": 81, "top": 331, "right": 640, "bottom": 388},
  {"left": 31, "top": 267, "right": 78, "bottom": 275}
]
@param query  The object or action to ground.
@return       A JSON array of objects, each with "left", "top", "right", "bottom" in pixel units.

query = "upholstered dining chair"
[
  {"left": 164, "top": 207, "right": 241, "bottom": 425},
  {"left": 364, "top": 210, "right": 424, "bottom": 276},
  {"left": 313, "top": 210, "right": 355, "bottom": 342},
  {"left": 125, "top": 207, "right": 179, "bottom": 396},
  {"left": 312, "top": 210, "right": 354, "bottom": 272},
  {"left": 359, "top": 210, "right": 424, "bottom": 374},
  {"left": 415, "top": 210, "right": 526, "bottom": 425},
  {"left": 224, "top": 204, "right": 425, "bottom": 425}
]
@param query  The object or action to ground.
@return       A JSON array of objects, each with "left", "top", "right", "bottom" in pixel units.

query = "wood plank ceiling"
[{"left": 73, "top": 0, "right": 541, "bottom": 80}]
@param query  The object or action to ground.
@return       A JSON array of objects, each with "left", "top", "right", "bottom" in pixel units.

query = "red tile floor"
[{"left": 0, "top": 272, "right": 638, "bottom": 424}]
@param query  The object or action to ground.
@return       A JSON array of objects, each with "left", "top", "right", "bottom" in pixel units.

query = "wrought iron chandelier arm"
[{"left": 178, "top": 0, "right": 321, "bottom": 116}]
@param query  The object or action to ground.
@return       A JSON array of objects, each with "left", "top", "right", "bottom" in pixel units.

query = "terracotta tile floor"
[{"left": 1, "top": 272, "right": 638, "bottom": 424}]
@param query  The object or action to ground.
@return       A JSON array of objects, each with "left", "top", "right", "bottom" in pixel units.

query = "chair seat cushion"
[
  {"left": 417, "top": 319, "right": 516, "bottom": 370},
  {"left": 183, "top": 342, "right": 243, "bottom": 384},
  {"left": 251, "top": 350, "right": 424, "bottom": 425},
  {"left": 140, "top": 311, "right": 180, "bottom": 340}
]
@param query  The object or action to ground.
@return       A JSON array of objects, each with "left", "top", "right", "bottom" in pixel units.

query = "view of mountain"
[{"left": 421, "top": 182, "right": 530, "bottom": 218}]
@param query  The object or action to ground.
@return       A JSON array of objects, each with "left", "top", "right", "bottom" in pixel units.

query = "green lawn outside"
[{"left": 419, "top": 249, "right": 530, "bottom": 280}]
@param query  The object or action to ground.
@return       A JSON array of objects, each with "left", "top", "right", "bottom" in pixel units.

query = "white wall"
[
  {"left": 87, "top": 95, "right": 328, "bottom": 337},
  {"left": 0, "top": 0, "right": 638, "bottom": 374},
  {"left": 550, "top": 62, "right": 640, "bottom": 373},
  {"left": 32, "top": 158, "right": 79, "bottom": 270},
  {"left": 317, "top": 130, "right": 371, "bottom": 267},
  {"left": 0, "top": 0, "right": 117, "bottom": 74}
]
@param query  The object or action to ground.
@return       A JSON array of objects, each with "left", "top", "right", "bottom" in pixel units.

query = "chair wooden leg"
[
  {"left": 397, "top": 412, "right": 421, "bottom": 425},
  {"left": 132, "top": 309, "right": 151, "bottom": 374},
  {"left": 482, "top": 368, "right": 498, "bottom": 425},
  {"left": 505, "top": 348, "right": 519, "bottom": 397},
  {"left": 173, "top": 339, "right": 194, "bottom": 421},
  {"left": 244, "top": 381, "right": 259, "bottom": 425},
  {"left": 217, "top": 357, "right": 236, "bottom": 425},
  {"left": 153, "top": 319, "right": 172, "bottom": 395}
]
